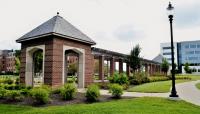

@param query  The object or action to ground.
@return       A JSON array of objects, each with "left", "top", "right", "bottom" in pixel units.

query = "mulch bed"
[{"left": 0, "top": 92, "right": 133, "bottom": 107}]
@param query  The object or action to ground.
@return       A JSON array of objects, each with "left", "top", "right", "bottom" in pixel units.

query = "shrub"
[
  {"left": 51, "top": 87, "right": 61, "bottom": 94},
  {"left": 5, "top": 90, "right": 24, "bottom": 101},
  {"left": 0, "top": 87, "right": 6, "bottom": 99},
  {"left": 4, "top": 78, "right": 14, "bottom": 85},
  {"left": 149, "top": 76, "right": 170, "bottom": 82},
  {"left": 85, "top": 84, "right": 100, "bottom": 102},
  {"left": 15, "top": 78, "right": 20, "bottom": 85},
  {"left": 30, "top": 87, "right": 49, "bottom": 105},
  {"left": 109, "top": 84, "right": 123, "bottom": 98},
  {"left": 41, "top": 84, "right": 51, "bottom": 93},
  {"left": 20, "top": 88, "right": 30, "bottom": 96},
  {"left": 60, "top": 83, "right": 77, "bottom": 100},
  {"left": 109, "top": 73, "right": 129, "bottom": 85},
  {"left": 129, "top": 72, "right": 150, "bottom": 85}
]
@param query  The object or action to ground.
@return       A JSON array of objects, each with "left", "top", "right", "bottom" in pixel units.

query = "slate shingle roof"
[{"left": 16, "top": 15, "right": 96, "bottom": 45}]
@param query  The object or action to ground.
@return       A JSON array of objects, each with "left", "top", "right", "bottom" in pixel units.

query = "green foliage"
[
  {"left": 0, "top": 87, "right": 6, "bottom": 99},
  {"left": 30, "top": 87, "right": 49, "bottom": 105},
  {"left": 4, "top": 78, "right": 14, "bottom": 85},
  {"left": 128, "top": 44, "right": 141, "bottom": 72},
  {"left": 68, "top": 63, "right": 78, "bottom": 75},
  {"left": 60, "top": 83, "right": 77, "bottom": 100},
  {"left": 85, "top": 84, "right": 100, "bottom": 102},
  {"left": 33, "top": 50, "right": 43, "bottom": 73},
  {"left": 5, "top": 90, "right": 24, "bottom": 101},
  {"left": 109, "top": 84, "right": 123, "bottom": 98},
  {"left": 184, "top": 62, "right": 192, "bottom": 74},
  {"left": 129, "top": 72, "right": 150, "bottom": 85},
  {"left": 161, "top": 58, "right": 169, "bottom": 76},
  {"left": 15, "top": 78, "right": 20, "bottom": 85},
  {"left": 15, "top": 57, "right": 20, "bottom": 74},
  {"left": 108, "top": 72, "right": 129, "bottom": 85},
  {"left": 149, "top": 76, "right": 170, "bottom": 82}
]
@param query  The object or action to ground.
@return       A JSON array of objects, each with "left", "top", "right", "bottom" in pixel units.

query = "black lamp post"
[{"left": 167, "top": 2, "right": 178, "bottom": 97}]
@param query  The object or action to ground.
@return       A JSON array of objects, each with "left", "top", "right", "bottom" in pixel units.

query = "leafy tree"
[
  {"left": 15, "top": 57, "right": 20, "bottom": 74},
  {"left": 161, "top": 58, "right": 169, "bottom": 76},
  {"left": 33, "top": 50, "right": 43, "bottom": 73},
  {"left": 68, "top": 62, "right": 78, "bottom": 75},
  {"left": 128, "top": 44, "right": 141, "bottom": 73},
  {"left": 184, "top": 62, "right": 191, "bottom": 74}
]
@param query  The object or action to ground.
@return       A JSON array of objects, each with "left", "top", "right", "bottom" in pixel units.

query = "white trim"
[
  {"left": 63, "top": 45, "right": 85, "bottom": 88},
  {"left": 25, "top": 45, "right": 45, "bottom": 86}
]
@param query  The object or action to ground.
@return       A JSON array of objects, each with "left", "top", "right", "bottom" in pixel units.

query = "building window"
[
  {"left": 163, "top": 47, "right": 171, "bottom": 50},
  {"left": 190, "top": 44, "right": 196, "bottom": 48},
  {"left": 195, "top": 51, "right": 200, "bottom": 54},
  {"left": 163, "top": 52, "right": 171, "bottom": 55},
  {"left": 185, "top": 45, "right": 189, "bottom": 48},
  {"left": 197, "top": 44, "right": 200, "bottom": 48},
  {"left": 186, "top": 51, "right": 194, "bottom": 55}
]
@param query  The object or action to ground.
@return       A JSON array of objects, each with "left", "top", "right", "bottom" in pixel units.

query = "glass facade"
[{"left": 178, "top": 41, "right": 200, "bottom": 65}]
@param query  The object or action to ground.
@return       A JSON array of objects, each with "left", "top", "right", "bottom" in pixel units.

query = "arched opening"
[
  {"left": 25, "top": 45, "right": 45, "bottom": 87},
  {"left": 64, "top": 50, "right": 79, "bottom": 85},
  {"left": 32, "top": 49, "right": 43, "bottom": 86},
  {"left": 63, "top": 46, "right": 85, "bottom": 88}
]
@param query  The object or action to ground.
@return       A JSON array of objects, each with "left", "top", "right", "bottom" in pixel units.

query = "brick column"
[
  {"left": 149, "top": 64, "right": 152, "bottom": 76},
  {"left": 126, "top": 63, "right": 130, "bottom": 76},
  {"left": 99, "top": 55, "right": 104, "bottom": 81},
  {"left": 119, "top": 59, "right": 123, "bottom": 74},
  {"left": 110, "top": 57, "right": 115, "bottom": 76}
]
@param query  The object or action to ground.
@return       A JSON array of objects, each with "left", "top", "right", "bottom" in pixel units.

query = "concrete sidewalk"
[
  {"left": 176, "top": 80, "right": 200, "bottom": 106},
  {"left": 78, "top": 89, "right": 169, "bottom": 98},
  {"left": 78, "top": 80, "right": 200, "bottom": 106}
]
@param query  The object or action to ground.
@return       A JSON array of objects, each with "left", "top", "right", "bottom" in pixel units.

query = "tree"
[
  {"left": 15, "top": 57, "right": 20, "bottom": 74},
  {"left": 128, "top": 44, "right": 141, "bottom": 73},
  {"left": 68, "top": 62, "right": 78, "bottom": 75},
  {"left": 161, "top": 58, "right": 169, "bottom": 76},
  {"left": 184, "top": 62, "right": 191, "bottom": 74}
]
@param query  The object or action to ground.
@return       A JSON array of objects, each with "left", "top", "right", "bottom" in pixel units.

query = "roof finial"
[{"left": 57, "top": 12, "right": 59, "bottom": 15}]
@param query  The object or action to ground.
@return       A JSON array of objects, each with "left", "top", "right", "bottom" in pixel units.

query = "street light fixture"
[{"left": 167, "top": 2, "right": 179, "bottom": 97}]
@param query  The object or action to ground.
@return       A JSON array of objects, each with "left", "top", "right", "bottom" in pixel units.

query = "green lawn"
[
  {"left": 195, "top": 83, "right": 200, "bottom": 90},
  {"left": 0, "top": 97, "right": 200, "bottom": 114},
  {"left": 127, "top": 80, "right": 189, "bottom": 93}
]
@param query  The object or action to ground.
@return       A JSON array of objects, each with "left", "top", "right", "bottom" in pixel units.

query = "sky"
[{"left": 0, "top": 0, "right": 200, "bottom": 60}]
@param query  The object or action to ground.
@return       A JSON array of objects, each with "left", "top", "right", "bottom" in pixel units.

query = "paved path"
[
  {"left": 78, "top": 80, "right": 200, "bottom": 106},
  {"left": 78, "top": 89, "right": 169, "bottom": 98},
  {"left": 176, "top": 80, "right": 200, "bottom": 106}
]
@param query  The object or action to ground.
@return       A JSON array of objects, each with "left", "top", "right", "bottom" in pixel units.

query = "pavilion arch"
[
  {"left": 63, "top": 45, "right": 85, "bottom": 88},
  {"left": 25, "top": 45, "right": 45, "bottom": 87}
]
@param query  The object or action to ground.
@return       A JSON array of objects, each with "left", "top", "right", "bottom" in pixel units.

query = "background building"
[
  {"left": 0, "top": 50, "right": 16, "bottom": 73},
  {"left": 160, "top": 40, "right": 200, "bottom": 74}
]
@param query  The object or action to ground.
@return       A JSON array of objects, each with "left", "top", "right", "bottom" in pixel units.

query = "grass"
[
  {"left": 127, "top": 80, "right": 189, "bottom": 93},
  {"left": 176, "top": 74, "right": 200, "bottom": 81},
  {"left": 0, "top": 97, "right": 200, "bottom": 114},
  {"left": 195, "top": 82, "right": 200, "bottom": 90}
]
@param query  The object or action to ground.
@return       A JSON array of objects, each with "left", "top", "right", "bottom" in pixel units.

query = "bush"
[
  {"left": 85, "top": 84, "right": 100, "bottom": 102},
  {"left": 149, "top": 76, "right": 170, "bottom": 82},
  {"left": 0, "top": 87, "right": 6, "bottom": 99},
  {"left": 109, "top": 73, "right": 129, "bottom": 85},
  {"left": 51, "top": 88, "right": 61, "bottom": 94},
  {"left": 15, "top": 78, "right": 20, "bottom": 85},
  {"left": 109, "top": 84, "right": 123, "bottom": 98},
  {"left": 5, "top": 90, "right": 24, "bottom": 101},
  {"left": 129, "top": 72, "right": 150, "bottom": 85},
  {"left": 4, "top": 78, "right": 14, "bottom": 85},
  {"left": 60, "top": 83, "right": 77, "bottom": 100},
  {"left": 30, "top": 88, "right": 49, "bottom": 105}
]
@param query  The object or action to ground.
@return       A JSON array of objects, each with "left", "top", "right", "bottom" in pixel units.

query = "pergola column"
[
  {"left": 126, "top": 63, "right": 130, "bottom": 76},
  {"left": 110, "top": 57, "right": 115, "bottom": 76},
  {"left": 99, "top": 55, "right": 104, "bottom": 81},
  {"left": 145, "top": 64, "right": 148, "bottom": 73},
  {"left": 119, "top": 59, "right": 123, "bottom": 74}
]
